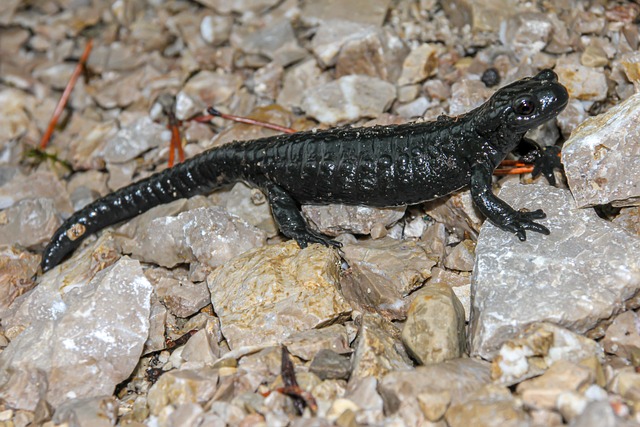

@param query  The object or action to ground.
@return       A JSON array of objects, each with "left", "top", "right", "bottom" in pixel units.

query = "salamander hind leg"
[{"left": 265, "top": 183, "right": 342, "bottom": 249}]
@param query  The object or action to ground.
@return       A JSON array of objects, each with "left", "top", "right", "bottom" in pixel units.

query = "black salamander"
[{"left": 41, "top": 69, "right": 569, "bottom": 272}]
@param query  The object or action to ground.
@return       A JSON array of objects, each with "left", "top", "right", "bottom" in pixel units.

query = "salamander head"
[{"left": 478, "top": 69, "right": 569, "bottom": 135}]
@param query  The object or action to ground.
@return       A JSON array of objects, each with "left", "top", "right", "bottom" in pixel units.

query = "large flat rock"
[{"left": 469, "top": 181, "right": 640, "bottom": 360}]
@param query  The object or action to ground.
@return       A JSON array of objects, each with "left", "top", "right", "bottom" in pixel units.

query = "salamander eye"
[{"left": 514, "top": 96, "right": 536, "bottom": 116}]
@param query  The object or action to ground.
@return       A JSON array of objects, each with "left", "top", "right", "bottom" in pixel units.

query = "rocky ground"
[{"left": 1, "top": 0, "right": 640, "bottom": 426}]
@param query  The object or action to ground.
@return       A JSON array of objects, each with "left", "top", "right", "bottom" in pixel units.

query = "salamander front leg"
[
  {"left": 265, "top": 183, "right": 342, "bottom": 249},
  {"left": 471, "top": 162, "right": 550, "bottom": 241}
]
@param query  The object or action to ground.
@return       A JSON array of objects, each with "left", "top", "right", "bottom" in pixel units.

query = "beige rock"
[
  {"left": 301, "top": 0, "right": 391, "bottom": 26},
  {"left": 147, "top": 368, "right": 220, "bottom": 415},
  {"left": 401, "top": 282, "right": 466, "bottom": 364},
  {"left": 443, "top": 239, "right": 475, "bottom": 272},
  {"left": 283, "top": 324, "right": 351, "bottom": 361},
  {"left": 398, "top": 44, "right": 439, "bottom": 86},
  {"left": 208, "top": 241, "right": 351, "bottom": 348},
  {"left": 301, "top": 75, "right": 396, "bottom": 124},
  {"left": 340, "top": 237, "right": 438, "bottom": 320},
  {"left": 555, "top": 55, "right": 608, "bottom": 102},
  {"left": 516, "top": 360, "right": 594, "bottom": 410},
  {"left": 154, "top": 277, "right": 210, "bottom": 318},
  {"left": 563, "top": 91, "right": 640, "bottom": 207},
  {"left": 602, "top": 311, "right": 640, "bottom": 361},
  {"left": 52, "top": 396, "right": 118, "bottom": 427},
  {"left": 417, "top": 390, "right": 451, "bottom": 422},
  {"left": 445, "top": 384, "right": 528, "bottom": 427},
  {"left": 379, "top": 359, "right": 491, "bottom": 426},
  {"left": 302, "top": 204, "right": 405, "bottom": 237},
  {"left": 350, "top": 314, "right": 412, "bottom": 382},
  {"left": 492, "top": 323, "right": 602, "bottom": 385},
  {"left": 0, "top": 246, "right": 39, "bottom": 315},
  {"left": 175, "top": 71, "right": 242, "bottom": 120}
]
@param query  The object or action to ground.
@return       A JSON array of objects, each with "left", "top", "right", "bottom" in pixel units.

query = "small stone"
[
  {"left": 233, "top": 20, "right": 307, "bottom": 67},
  {"left": 167, "top": 403, "right": 205, "bottom": 427},
  {"left": 350, "top": 314, "right": 412, "bottom": 382},
  {"left": 283, "top": 324, "right": 351, "bottom": 361},
  {"left": 470, "top": 182, "right": 640, "bottom": 360},
  {"left": 516, "top": 360, "right": 594, "bottom": 410},
  {"left": 339, "top": 237, "right": 438, "bottom": 320},
  {"left": 401, "top": 282, "right": 466, "bottom": 365},
  {"left": 563, "top": 91, "right": 640, "bottom": 207},
  {"left": 200, "top": 15, "right": 232, "bottom": 46},
  {"left": 449, "top": 79, "right": 493, "bottom": 116},
  {"left": 620, "top": 51, "right": 640, "bottom": 84},
  {"left": 0, "top": 196, "right": 60, "bottom": 249},
  {"left": 396, "top": 97, "right": 431, "bottom": 118},
  {"left": 379, "top": 358, "right": 491, "bottom": 426},
  {"left": 416, "top": 390, "right": 450, "bottom": 422},
  {"left": 502, "top": 12, "right": 553, "bottom": 60},
  {"left": 0, "top": 89, "right": 31, "bottom": 141},
  {"left": 0, "top": 247, "right": 39, "bottom": 315},
  {"left": 100, "top": 116, "right": 169, "bottom": 164},
  {"left": 443, "top": 239, "right": 475, "bottom": 272},
  {"left": 491, "top": 323, "right": 601, "bottom": 385},
  {"left": 277, "top": 59, "right": 330, "bottom": 110},
  {"left": 556, "top": 391, "right": 588, "bottom": 422},
  {"left": 301, "top": 75, "right": 396, "bottom": 124},
  {"left": 147, "top": 368, "right": 220, "bottom": 416},
  {"left": 398, "top": 44, "right": 438, "bottom": 86},
  {"left": 207, "top": 241, "right": 351, "bottom": 349},
  {"left": 52, "top": 396, "right": 118, "bottom": 427},
  {"left": 613, "top": 207, "right": 640, "bottom": 236},
  {"left": 445, "top": 384, "right": 528, "bottom": 427},
  {"left": 568, "top": 401, "right": 625, "bottom": 427},
  {"left": 301, "top": 0, "right": 391, "bottom": 26},
  {"left": 555, "top": 55, "right": 608, "bottom": 102},
  {"left": 423, "top": 191, "right": 483, "bottom": 240},
  {"left": 309, "top": 349, "right": 352, "bottom": 381},
  {"left": 345, "top": 377, "right": 384, "bottom": 425},
  {"left": 0, "top": 170, "right": 72, "bottom": 214},
  {"left": 154, "top": 277, "right": 210, "bottom": 318},
  {"left": 581, "top": 43, "right": 609, "bottom": 68},
  {"left": 302, "top": 204, "right": 405, "bottom": 237},
  {"left": 602, "top": 311, "right": 640, "bottom": 361},
  {"left": 175, "top": 71, "right": 242, "bottom": 120}
]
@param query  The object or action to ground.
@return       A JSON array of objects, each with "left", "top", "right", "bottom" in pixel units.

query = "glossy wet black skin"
[{"left": 41, "top": 69, "right": 569, "bottom": 272}]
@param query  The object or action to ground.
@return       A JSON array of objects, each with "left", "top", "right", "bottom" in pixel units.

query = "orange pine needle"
[
  {"left": 39, "top": 38, "right": 94, "bottom": 150},
  {"left": 493, "top": 166, "right": 535, "bottom": 175}
]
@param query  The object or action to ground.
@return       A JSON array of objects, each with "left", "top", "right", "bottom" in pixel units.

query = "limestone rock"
[
  {"left": 207, "top": 241, "right": 351, "bottom": 348},
  {"left": 0, "top": 258, "right": 152, "bottom": 410},
  {"left": 401, "top": 282, "right": 466, "bottom": 364},
  {"left": 301, "top": 75, "right": 396, "bottom": 124},
  {"left": 469, "top": 181, "right": 640, "bottom": 359},
  {"left": 0, "top": 170, "right": 72, "bottom": 214},
  {"left": 563, "top": 91, "right": 640, "bottom": 208},
  {"left": 350, "top": 314, "right": 412, "bottom": 382}
]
